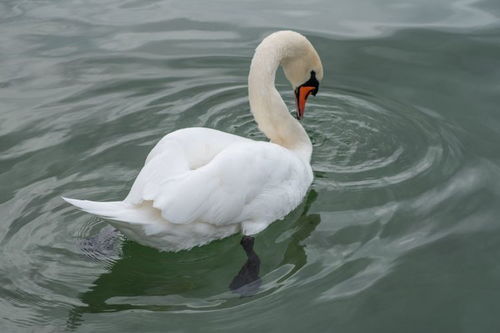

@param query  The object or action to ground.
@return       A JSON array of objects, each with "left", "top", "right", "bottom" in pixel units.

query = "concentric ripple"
[{"left": 309, "top": 87, "right": 462, "bottom": 192}]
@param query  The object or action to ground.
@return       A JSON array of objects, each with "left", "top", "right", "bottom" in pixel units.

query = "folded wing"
[{"left": 127, "top": 140, "right": 309, "bottom": 227}]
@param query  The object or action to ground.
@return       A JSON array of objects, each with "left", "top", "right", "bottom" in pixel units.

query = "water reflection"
[
  {"left": 66, "top": 190, "right": 321, "bottom": 329},
  {"left": 277, "top": 191, "right": 321, "bottom": 283}
]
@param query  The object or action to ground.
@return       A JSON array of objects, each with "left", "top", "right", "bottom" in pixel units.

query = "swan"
[{"left": 63, "top": 30, "right": 324, "bottom": 252}]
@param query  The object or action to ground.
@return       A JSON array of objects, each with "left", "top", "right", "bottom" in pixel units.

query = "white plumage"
[{"left": 64, "top": 31, "right": 324, "bottom": 251}]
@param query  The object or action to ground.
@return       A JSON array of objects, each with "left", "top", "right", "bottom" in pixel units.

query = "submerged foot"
[
  {"left": 229, "top": 236, "right": 261, "bottom": 296},
  {"left": 79, "top": 225, "right": 122, "bottom": 260}
]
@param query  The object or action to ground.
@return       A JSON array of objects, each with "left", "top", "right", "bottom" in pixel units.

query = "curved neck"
[{"left": 248, "top": 43, "right": 312, "bottom": 162}]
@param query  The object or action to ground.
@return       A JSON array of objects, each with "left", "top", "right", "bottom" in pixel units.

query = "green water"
[{"left": 2, "top": 0, "right": 500, "bottom": 331}]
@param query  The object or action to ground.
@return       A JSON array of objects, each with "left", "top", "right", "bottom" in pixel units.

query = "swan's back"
[{"left": 128, "top": 128, "right": 312, "bottom": 229}]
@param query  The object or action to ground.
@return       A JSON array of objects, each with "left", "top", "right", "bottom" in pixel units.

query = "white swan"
[{"left": 64, "top": 30, "right": 324, "bottom": 252}]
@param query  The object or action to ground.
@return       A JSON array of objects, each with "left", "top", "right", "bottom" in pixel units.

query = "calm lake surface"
[{"left": 1, "top": 0, "right": 500, "bottom": 331}]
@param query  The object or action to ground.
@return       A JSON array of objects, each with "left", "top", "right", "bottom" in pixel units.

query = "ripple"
[{"left": 308, "top": 87, "right": 462, "bottom": 191}]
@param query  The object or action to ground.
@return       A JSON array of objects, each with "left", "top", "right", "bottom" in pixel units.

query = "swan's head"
[{"left": 278, "top": 31, "right": 323, "bottom": 120}]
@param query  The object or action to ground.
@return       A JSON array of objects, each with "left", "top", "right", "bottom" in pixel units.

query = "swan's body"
[{"left": 64, "top": 31, "right": 323, "bottom": 252}]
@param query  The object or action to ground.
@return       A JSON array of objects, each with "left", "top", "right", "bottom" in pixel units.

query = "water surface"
[{"left": 1, "top": 0, "right": 500, "bottom": 331}]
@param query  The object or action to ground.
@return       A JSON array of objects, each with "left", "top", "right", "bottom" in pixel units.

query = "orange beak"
[{"left": 295, "top": 85, "right": 317, "bottom": 120}]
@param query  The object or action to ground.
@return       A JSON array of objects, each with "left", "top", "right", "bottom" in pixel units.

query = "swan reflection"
[{"left": 66, "top": 190, "right": 320, "bottom": 329}]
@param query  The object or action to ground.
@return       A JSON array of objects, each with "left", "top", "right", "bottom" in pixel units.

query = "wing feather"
[
  {"left": 150, "top": 141, "right": 308, "bottom": 226},
  {"left": 124, "top": 129, "right": 311, "bottom": 228}
]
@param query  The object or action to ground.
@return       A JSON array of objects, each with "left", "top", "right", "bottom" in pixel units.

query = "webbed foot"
[{"left": 229, "top": 236, "right": 261, "bottom": 296}]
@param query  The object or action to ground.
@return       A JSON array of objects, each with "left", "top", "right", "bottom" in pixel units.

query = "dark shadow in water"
[
  {"left": 229, "top": 236, "right": 261, "bottom": 296},
  {"left": 65, "top": 190, "right": 320, "bottom": 330}
]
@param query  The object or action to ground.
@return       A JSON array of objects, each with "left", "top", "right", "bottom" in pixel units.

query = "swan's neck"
[{"left": 248, "top": 45, "right": 312, "bottom": 162}]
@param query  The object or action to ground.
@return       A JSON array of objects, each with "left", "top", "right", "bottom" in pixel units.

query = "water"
[{"left": 1, "top": 0, "right": 500, "bottom": 331}]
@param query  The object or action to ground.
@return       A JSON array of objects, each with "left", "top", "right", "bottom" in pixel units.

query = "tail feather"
[{"left": 62, "top": 197, "right": 162, "bottom": 225}]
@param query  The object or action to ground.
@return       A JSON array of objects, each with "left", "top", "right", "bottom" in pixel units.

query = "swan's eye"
[{"left": 299, "top": 71, "right": 319, "bottom": 96}]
